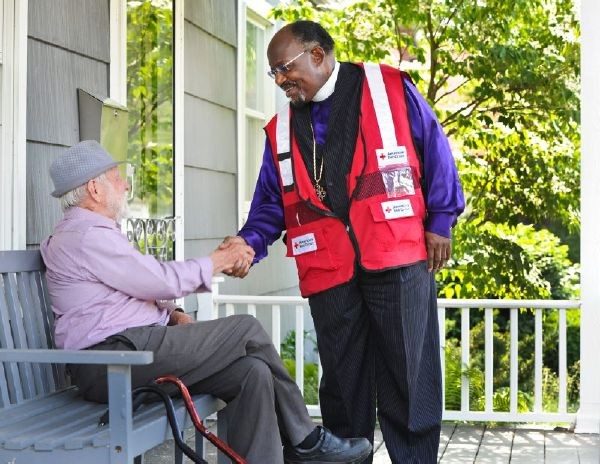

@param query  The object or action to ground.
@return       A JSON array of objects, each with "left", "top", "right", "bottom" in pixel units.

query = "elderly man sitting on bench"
[{"left": 41, "top": 140, "right": 372, "bottom": 464}]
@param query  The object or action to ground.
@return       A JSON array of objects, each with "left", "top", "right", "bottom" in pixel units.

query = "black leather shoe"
[{"left": 283, "top": 426, "right": 372, "bottom": 464}]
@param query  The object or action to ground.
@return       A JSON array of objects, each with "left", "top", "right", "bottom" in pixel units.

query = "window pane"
[
  {"left": 246, "top": 21, "right": 264, "bottom": 112},
  {"left": 127, "top": 0, "right": 173, "bottom": 219},
  {"left": 245, "top": 116, "right": 265, "bottom": 201}
]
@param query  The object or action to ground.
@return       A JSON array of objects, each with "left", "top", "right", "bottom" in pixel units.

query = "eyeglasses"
[{"left": 267, "top": 50, "right": 306, "bottom": 79}]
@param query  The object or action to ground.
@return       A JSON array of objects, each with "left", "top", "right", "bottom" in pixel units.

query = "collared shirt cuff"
[
  {"left": 156, "top": 300, "right": 180, "bottom": 315},
  {"left": 425, "top": 213, "right": 455, "bottom": 238},
  {"left": 197, "top": 256, "right": 213, "bottom": 292}
]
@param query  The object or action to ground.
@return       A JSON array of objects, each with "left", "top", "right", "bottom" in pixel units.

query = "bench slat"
[
  {"left": 0, "top": 275, "right": 24, "bottom": 404},
  {"left": 40, "top": 420, "right": 104, "bottom": 450},
  {"left": 16, "top": 272, "right": 46, "bottom": 395},
  {"left": 36, "top": 273, "right": 65, "bottom": 389},
  {"left": 0, "top": 362, "right": 10, "bottom": 408},
  {"left": 0, "top": 388, "right": 80, "bottom": 427},
  {"left": 2, "top": 273, "right": 36, "bottom": 400},
  {"left": 28, "top": 272, "right": 56, "bottom": 392},
  {"left": 0, "top": 251, "right": 45, "bottom": 273},
  {"left": 2, "top": 402, "right": 100, "bottom": 450}
]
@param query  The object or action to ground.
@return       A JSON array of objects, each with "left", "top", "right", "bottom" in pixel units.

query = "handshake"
[{"left": 210, "top": 236, "right": 255, "bottom": 278}]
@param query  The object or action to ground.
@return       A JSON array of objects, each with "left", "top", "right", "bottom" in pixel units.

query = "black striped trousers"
[{"left": 309, "top": 261, "right": 442, "bottom": 464}]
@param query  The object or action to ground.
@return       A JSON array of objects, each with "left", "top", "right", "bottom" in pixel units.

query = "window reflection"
[{"left": 127, "top": 0, "right": 173, "bottom": 219}]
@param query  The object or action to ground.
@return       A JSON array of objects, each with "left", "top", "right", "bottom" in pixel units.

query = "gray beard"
[{"left": 290, "top": 95, "right": 308, "bottom": 108}]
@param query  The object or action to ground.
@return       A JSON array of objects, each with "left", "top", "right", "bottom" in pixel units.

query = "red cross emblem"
[
  {"left": 294, "top": 243, "right": 300, "bottom": 249},
  {"left": 385, "top": 207, "right": 392, "bottom": 213},
  {"left": 379, "top": 153, "right": 386, "bottom": 160}
]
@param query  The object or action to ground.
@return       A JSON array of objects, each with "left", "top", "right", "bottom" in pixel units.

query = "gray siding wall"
[
  {"left": 26, "top": 0, "right": 110, "bottom": 246},
  {"left": 184, "top": 0, "right": 299, "bottom": 314}
]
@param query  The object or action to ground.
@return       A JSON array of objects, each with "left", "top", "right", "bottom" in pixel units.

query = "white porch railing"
[{"left": 208, "top": 281, "right": 580, "bottom": 423}]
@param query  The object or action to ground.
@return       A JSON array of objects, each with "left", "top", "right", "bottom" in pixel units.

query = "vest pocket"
[
  {"left": 367, "top": 200, "right": 423, "bottom": 250},
  {"left": 286, "top": 225, "right": 338, "bottom": 280}
]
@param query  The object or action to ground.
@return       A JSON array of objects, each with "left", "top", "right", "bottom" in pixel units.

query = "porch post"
[{"left": 577, "top": 0, "right": 600, "bottom": 434}]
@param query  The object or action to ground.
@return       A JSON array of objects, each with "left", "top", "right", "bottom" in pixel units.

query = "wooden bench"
[{"left": 0, "top": 250, "right": 228, "bottom": 464}]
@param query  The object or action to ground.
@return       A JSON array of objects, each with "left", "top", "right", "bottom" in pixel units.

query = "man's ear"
[
  {"left": 86, "top": 179, "right": 101, "bottom": 202},
  {"left": 309, "top": 46, "right": 326, "bottom": 66}
]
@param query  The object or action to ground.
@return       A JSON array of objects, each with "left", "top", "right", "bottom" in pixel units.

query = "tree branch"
[
  {"left": 441, "top": 96, "right": 489, "bottom": 127},
  {"left": 426, "top": 1, "right": 439, "bottom": 102},
  {"left": 434, "top": 78, "right": 472, "bottom": 104}
]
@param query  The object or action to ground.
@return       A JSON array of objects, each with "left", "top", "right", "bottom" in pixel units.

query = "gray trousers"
[
  {"left": 69, "top": 315, "right": 314, "bottom": 464},
  {"left": 309, "top": 261, "right": 442, "bottom": 464}
]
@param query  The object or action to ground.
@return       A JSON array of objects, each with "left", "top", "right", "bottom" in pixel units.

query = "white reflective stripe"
[
  {"left": 276, "top": 105, "right": 290, "bottom": 154},
  {"left": 363, "top": 63, "right": 398, "bottom": 149},
  {"left": 275, "top": 105, "right": 293, "bottom": 186},
  {"left": 279, "top": 157, "right": 293, "bottom": 187}
]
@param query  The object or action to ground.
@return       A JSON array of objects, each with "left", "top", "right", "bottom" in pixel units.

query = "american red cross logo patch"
[
  {"left": 291, "top": 233, "right": 318, "bottom": 256},
  {"left": 381, "top": 199, "right": 414, "bottom": 219}
]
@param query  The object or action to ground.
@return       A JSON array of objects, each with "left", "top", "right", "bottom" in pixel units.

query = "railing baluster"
[
  {"left": 558, "top": 308, "right": 567, "bottom": 413},
  {"left": 510, "top": 307, "right": 519, "bottom": 414},
  {"left": 438, "top": 306, "right": 446, "bottom": 410},
  {"left": 461, "top": 307, "right": 470, "bottom": 412},
  {"left": 485, "top": 307, "right": 494, "bottom": 413},
  {"left": 210, "top": 279, "right": 221, "bottom": 320},
  {"left": 272, "top": 305, "right": 281, "bottom": 355},
  {"left": 295, "top": 305, "right": 304, "bottom": 394},
  {"left": 247, "top": 304, "right": 256, "bottom": 318},
  {"left": 534, "top": 308, "right": 543, "bottom": 413},
  {"left": 225, "top": 303, "right": 235, "bottom": 317}
]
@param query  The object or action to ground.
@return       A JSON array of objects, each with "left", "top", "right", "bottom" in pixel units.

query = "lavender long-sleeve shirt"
[
  {"left": 40, "top": 207, "right": 213, "bottom": 350},
  {"left": 239, "top": 77, "right": 465, "bottom": 262}
]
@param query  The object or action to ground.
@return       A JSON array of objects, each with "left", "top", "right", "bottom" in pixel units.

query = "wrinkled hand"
[
  {"left": 211, "top": 236, "right": 254, "bottom": 278},
  {"left": 168, "top": 310, "right": 194, "bottom": 326},
  {"left": 425, "top": 231, "right": 451, "bottom": 273}
]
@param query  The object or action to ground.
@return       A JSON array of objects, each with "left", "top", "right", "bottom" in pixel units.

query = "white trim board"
[{"left": 0, "top": 0, "right": 27, "bottom": 250}]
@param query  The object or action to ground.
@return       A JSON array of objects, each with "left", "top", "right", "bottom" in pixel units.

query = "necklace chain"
[{"left": 309, "top": 122, "right": 326, "bottom": 201}]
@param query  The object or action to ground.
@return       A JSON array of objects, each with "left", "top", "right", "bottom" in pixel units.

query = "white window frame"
[
  {"left": 237, "top": 0, "right": 275, "bottom": 229},
  {"left": 109, "top": 0, "right": 184, "bottom": 261},
  {"left": 0, "top": 0, "right": 27, "bottom": 250}
]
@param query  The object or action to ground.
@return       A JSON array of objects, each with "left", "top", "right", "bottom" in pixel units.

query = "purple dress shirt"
[
  {"left": 40, "top": 207, "right": 213, "bottom": 350},
  {"left": 239, "top": 77, "right": 465, "bottom": 262}
]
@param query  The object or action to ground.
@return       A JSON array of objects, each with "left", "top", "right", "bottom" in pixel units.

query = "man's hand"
[
  {"left": 425, "top": 231, "right": 451, "bottom": 273},
  {"left": 219, "top": 235, "right": 248, "bottom": 250},
  {"left": 168, "top": 310, "right": 195, "bottom": 325},
  {"left": 211, "top": 236, "right": 254, "bottom": 278}
]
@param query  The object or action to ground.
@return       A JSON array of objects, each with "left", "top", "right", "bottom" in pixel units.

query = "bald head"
[{"left": 267, "top": 21, "right": 336, "bottom": 106}]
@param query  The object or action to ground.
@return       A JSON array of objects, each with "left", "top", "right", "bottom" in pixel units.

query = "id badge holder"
[{"left": 376, "top": 146, "right": 416, "bottom": 199}]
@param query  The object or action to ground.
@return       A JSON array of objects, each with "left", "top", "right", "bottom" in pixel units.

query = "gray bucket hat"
[{"left": 49, "top": 140, "right": 123, "bottom": 197}]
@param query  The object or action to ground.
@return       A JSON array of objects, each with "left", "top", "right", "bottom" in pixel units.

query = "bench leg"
[
  {"left": 217, "top": 410, "right": 230, "bottom": 464},
  {"left": 195, "top": 428, "right": 205, "bottom": 460},
  {"left": 174, "top": 430, "right": 184, "bottom": 464}
]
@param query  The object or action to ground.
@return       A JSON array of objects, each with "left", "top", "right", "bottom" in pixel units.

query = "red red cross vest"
[{"left": 265, "top": 63, "right": 427, "bottom": 297}]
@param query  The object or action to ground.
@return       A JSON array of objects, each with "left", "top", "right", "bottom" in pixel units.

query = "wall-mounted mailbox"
[{"left": 77, "top": 89, "right": 128, "bottom": 163}]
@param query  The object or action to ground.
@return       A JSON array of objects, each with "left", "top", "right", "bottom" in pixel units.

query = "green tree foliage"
[
  {"left": 280, "top": 330, "right": 319, "bottom": 404},
  {"left": 272, "top": 0, "right": 580, "bottom": 414}
]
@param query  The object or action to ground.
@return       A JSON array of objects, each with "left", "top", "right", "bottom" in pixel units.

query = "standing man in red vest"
[{"left": 222, "top": 20, "right": 465, "bottom": 463}]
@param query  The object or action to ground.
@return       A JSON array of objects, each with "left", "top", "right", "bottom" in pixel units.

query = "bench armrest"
[{"left": 0, "top": 348, "right": 153, "bottom": 365}]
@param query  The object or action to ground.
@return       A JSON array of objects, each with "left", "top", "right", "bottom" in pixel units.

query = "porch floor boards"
[{"left": 144, "top": 422, "right": 600, "bottom": 463}]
